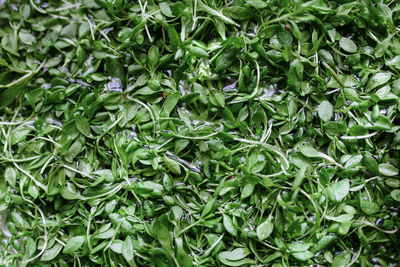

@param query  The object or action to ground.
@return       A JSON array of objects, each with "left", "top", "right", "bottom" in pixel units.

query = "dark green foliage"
[{"left": 0, "top": 0, "right": 400, "bottom": 266}]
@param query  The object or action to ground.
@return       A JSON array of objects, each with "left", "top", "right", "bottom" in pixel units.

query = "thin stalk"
[
  {"left": 166, "top": 131, "right": 219, "bottom": 140},
  {"left": 0, "top": 155, "right": 40, "bottom": 163},
  {"left": 341, "top": 132, "right": 378, "bottom": 140},
  {"left": 61, "top": 164, "right": 95, "bottom": 179},
  {"left": 200, "top": 234, "right": 224, "bottom": 258},
  {"left": 13, "top": 163, "right": 47, "bottom": 191},
  {"left": 178, "top": 219, "right": 203, "bottom": 236},
  {"left": 322, "top": 61, "right": 345, "bottom": 88},
  {"left": 0, "top": 60, "right": 46, "bottom": 88},
  {"left": 22, "top": 199, "right": 48, "bottom": 265}
]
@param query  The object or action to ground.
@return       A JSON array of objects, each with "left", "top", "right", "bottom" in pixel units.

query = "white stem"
[
  {"left": 22, "top": 199, "right": 48, "bottom": 264},
  {"left": 341, "top": 132, "right": 377, "bottom": 140}
]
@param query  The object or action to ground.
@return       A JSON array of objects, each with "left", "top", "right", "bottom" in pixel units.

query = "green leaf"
[
  {"left": 317, "top": 100, "right": 333, "bottom": 122},
  {"left": 217, "top": 255, "right": 256, "bottom": 266},
  {"left": 4, "top": 167, "right": 17, "bottom": 186},
  {"left": 187, "top": 45, "right": 209, "bottom": 58},
  {"left": 161, "top": 92, "right": 180, "bottom": 117},
  {"left": 372, "top": 115, "right": 392, "bottom": 130},
  {"left": 299, "top": 145, "right": 342, "bottom": 167},
  {"left": 339, "top": 37, "right": 357, "bottom": 53},
  {"left": 291, "top": 250, "right": 314, "bottom": 261},
  {"left": 360, "top": 200, "right": 380, "bottom": 215},
  {"left": 343, "top": 88, "right": 360, "bottom": 101},
  {"left": 332, "top": 253, "right": 350, "bottom": 267},
  {"left": 60, "top": 184, "right": 84, "bottom": 200},
  {"left": 74, "top": 114, "right": 91, "bottom": 137},
  {"left": 213, "top": 91, "right": 225, "bottom": 107},
  {"left": 198, "top": 1, "right": 238, "bottom": 26},
  {"left": 325, "top": 214, "right": 354, "bottom": 222},
  {"left": 148, "top": 46, "right": 160, "bottom": 70},
  {"left": 313, "top": 235, "right": 337, "bottom": 252},
  {"left": 277, "top": 27, "right": 293, "bottom": 47},
  {"left": 246, "top": 0, "right": 267, "bottom": 9},
  {"left": 287, "top": 59, "right": 303, "bottom": 90},
  {"left": 201, "top": 198, "right": 215, "bottom": 218},
  {"left": 298, "top": 145, "right": 319, "bottom": 157},
  {"left": 218, "top": 248, "right": 250, "bottom": 261},
  {"left": 19, "top": 32, "right": 36, "bottom": 45},
  {"left": 292, "top": 165, "right": 306, "bottom": 191},
  {"left": 390, "top": 190, "right": 400, "bottom": 202},
  {"left": 164, "top": 155, "right": 181, "bottom": 175},
  {"left": 241, "top": 183, "right": 255, "bottom": 199},
  {"left": 363, "top": 153, "right": 379, "bottom": 173},
  {"left": 256, "top": 217, "right": 273, "bottom": 241},
  {"left": 153, "top": 215, "right": 172, "bottom": 252},
  {"left": 176, "top": 237, "right": 193, "bottom": 267},
  {"left": 0, "top": 81, "right": 29, "bottom": 108},
  {"left": 379, "top": 164, "right": 398, "bottom": 176},
  {"left": 24, "top": 237, "right": 36, "bottom": 259},
  {"left": 122, "top": 236, "right": 136, "bottom": 266},
  {"left": 344, "top": 155, "right": 362, "bottom": 169},
  {"left": 10, "top": 128, "right": 30, "bottom": 145},
  {"left": 327, "top": 179, "right": 350, "bottom": 202},
  {"left": 367, "top": 72, "right": 392, "bottom": 92},
  {"left": 349, "top": 125, "right": 368, "bottom": 136},
  {"left": 159, "top": 2, "right": 174, "bottom": 17},
  {"left": 248, "top": 152, "right": 266, "bottom": 173},
  {"left": 41, "top": 243, "right": 63, "bottom": 261},
  {"left": 223, "top": 214, "right": 237, "bottom": 236},
  {"left": 63, "top": 236, "right": 85, "bottom": 254},
  {"left": 175, "top": 139, "right": 189, "bottom": 155},
  {"left": 288, "top": 243, "right": 310, "bottom": 252},
  {"left": 222, "top": 6, "right": 253, "bottom": 20},
  {"left": 76, "top": 45, "right": 86, "bottom": 66}
]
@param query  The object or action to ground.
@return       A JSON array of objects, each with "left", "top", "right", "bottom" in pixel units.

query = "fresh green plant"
[{"left": 0, "top": 0, "right": 399, "bottom": 266}]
